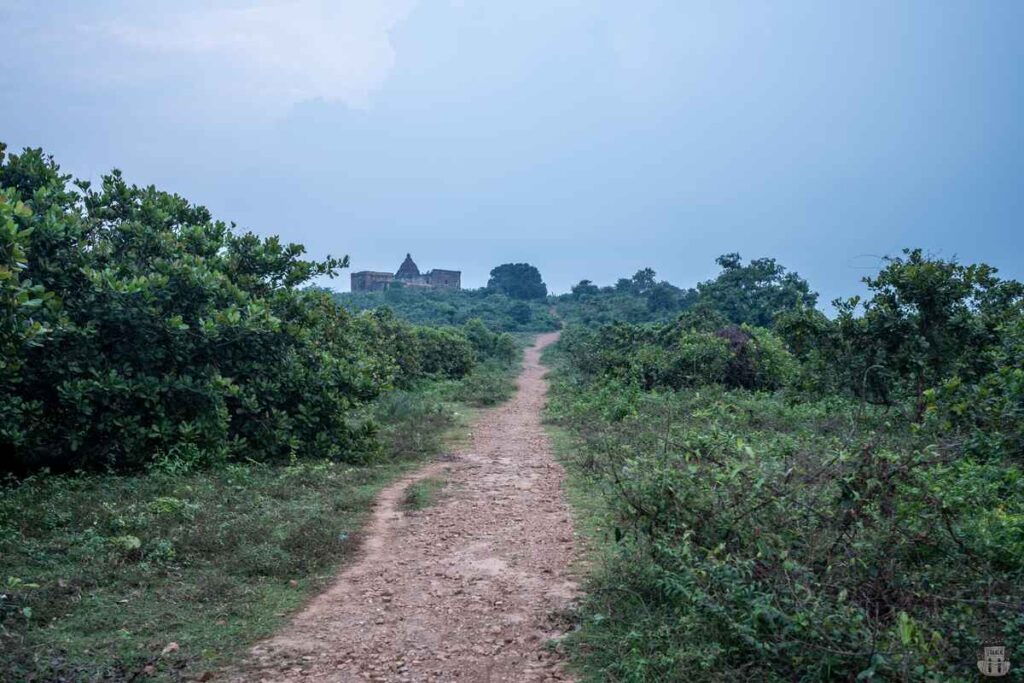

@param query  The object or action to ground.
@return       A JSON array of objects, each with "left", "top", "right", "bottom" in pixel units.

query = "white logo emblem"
[{"left": 978, "top": 645, "right": 1011, "bottom": 677}]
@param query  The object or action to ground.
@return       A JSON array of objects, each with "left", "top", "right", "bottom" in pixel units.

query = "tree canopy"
[
  {"left": 486, "top": 262, "right": 548, "bottom": 300},
  {"left": 696, "top": 253, "right": 817, "bottom": 327}
]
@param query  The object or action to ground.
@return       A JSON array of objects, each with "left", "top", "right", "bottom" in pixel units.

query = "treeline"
[
  {"left": 0, "top": 145, "right": 514, "bottom": 474},
  {"left": 557, "top": 253, "right": 816, "bottom": 327},
  {"left": 336, "top": 286, "right": 559, "bottom": 334},
  {"left": 549, "top": 251, "right": 1024, "bottom": 680}
]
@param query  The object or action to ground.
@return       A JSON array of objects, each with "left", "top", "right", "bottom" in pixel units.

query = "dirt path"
[{"left": 228, "top": 332, "right": 576, "bottom": 682}]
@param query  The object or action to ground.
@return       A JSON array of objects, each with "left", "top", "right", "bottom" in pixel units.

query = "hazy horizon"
[{"left": 3, "top": 1, "right": 1021, "bottom": 300}]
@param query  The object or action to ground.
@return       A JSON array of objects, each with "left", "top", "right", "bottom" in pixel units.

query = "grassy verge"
[{"left": 0, "top": 353, "right": 523, "bottom": 682}]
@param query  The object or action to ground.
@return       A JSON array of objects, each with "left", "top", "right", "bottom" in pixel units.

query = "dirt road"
[{"left": 229, "top": 331, "right": 577, "bottom": 682}]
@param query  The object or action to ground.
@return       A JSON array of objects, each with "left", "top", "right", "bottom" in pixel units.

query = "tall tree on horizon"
[{"left": 487, "top": 263, "right": 547, "bottom": 300}]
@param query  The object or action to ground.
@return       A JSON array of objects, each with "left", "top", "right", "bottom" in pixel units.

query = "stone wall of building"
[
  {"left": 350, "top": 255, "right": 461, "bottom": 293},
  {"left": 350, "top": 271, "right": 395, "bottom": 292},
  {"left": 426, "top": 269, "right": 461, "bottom": 289}
]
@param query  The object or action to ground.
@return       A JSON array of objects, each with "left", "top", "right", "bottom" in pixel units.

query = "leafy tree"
[
  {"left": 696, "top": 253, "right": 817, "bottom": 326},
  {"left": 556, "top": 268, "right": 697, "bottom": 326},
  {"left": 839, "top": 249, "right": 1022, "bottom": 418},
  {"left": 461, "top": 317, "right": 517, "bottom": 365},
  {"left": 630, "top": 267, "right": 657, "bottom": 294},
  {"left": 571, "top": 279, "right": 600, "bottom": 299},
  {"left": 487, "top": 262, "right": 548, "bottom": 300},
  {"left": 646, "top": 281, "right": 685, "bottom": 312}
]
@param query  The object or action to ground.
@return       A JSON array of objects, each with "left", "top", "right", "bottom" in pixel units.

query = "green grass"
[
  {"left": 447, "top": 359, "right": 519, "bottom": 407},
  {"left": 1, "top": 462, "right": 410, "bottom": 680},
  {"left": 0, "top": 357, "right": 517, "bottom": 682},
  {"left": 545, "top": 426, "right": 610, "bottom": 562},
  {"left": 401, "top": 476, "right": 448, "bottom": 511}
]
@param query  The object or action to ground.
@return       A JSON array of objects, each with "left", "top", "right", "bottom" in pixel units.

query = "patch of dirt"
[{"left": 226, "top": 332, "right": 577, "bottom": 682}]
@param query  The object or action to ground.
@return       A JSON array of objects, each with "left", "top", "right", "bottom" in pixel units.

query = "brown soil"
[{"left": 226, "top": 332, "right": 577, "bottom": 682}]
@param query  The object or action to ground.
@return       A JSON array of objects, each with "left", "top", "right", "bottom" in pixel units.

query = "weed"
[{"left": 402, "top": 477, "right": 447, "bottom": 511}]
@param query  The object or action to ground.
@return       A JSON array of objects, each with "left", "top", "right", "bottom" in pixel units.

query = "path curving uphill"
[{"left": 228, "top": 331, "right": 577, "bottom": 682}]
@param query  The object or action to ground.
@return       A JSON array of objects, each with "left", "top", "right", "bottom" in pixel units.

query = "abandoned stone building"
[{"left": 350, "top": 254, "right": 462, "bottom": 292}]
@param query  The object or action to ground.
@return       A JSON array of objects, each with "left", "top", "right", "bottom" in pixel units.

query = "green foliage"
[
  {"left": 413, "top": 326, "right": 476, "bottom": 379},
  {"left": 1, "top": 145, "right": 396, "bottom": 473},
  {"left": 336, "top": 286, "right": 559, "bottom": 332},
  {"left": 776, "top": 249, "right": 1023, "bottom": 421},
  {"left": 462, "top": 317, "right": 517, "bottom": 365},
  {"left": 548, "top": 250, "right": 1024, "bottom": 681},
  {"left": 558, "top": 267, "right": 698, "bottom": 326},
  {"left": 486, "top": 262, "right": 548, "bottom": 300},
  {"left": 560, "top": 319, "right": 795, "bottom": 392},
  {"left": 0, "top": 331, "right": 514, "bottom": 680},
  {"left": 924, "top": 316, "right": 1024, "bottom": 461},
  {"left": 557, "top": 255, "right": 815, "bottom": 329},
  {"left": 0, "top": 145, "right": 519, "bottom": 474},
  {"left": 548, "top": 372, "right": 1024, "bottom": 681},
  {"left": 696, "top": 252, "right": 818, "bottom": 327}
]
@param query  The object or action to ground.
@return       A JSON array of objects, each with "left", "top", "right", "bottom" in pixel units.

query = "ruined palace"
[{"left": 350, "top": 254, "right": 462, "bottom": 292}]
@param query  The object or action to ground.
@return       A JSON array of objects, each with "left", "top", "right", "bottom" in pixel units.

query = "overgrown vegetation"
[
  {"left": 547, "top": 250, "right": 1024, "bottom": 681},
  {"left": 0, "top": 144, "right": 524, "bottom": 475},
  {"left": 336, "top": 285, "right": 559, "bottom": 332},
  {"left": 5, "top": 139, "right": 1023, "bottom": 681},
  {"left": 556, "top": 254, "right": 814, "bottom": 328},
  {"left": 0, "top": 144, "right": 526, "bottom": 680}
]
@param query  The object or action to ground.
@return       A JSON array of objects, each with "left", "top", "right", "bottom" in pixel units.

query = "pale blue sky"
[{"left": 2, "top": 1, "right": 1021, "bottom": 300}]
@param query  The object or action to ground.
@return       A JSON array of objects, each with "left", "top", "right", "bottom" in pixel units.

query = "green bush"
[
  {"left": 924, "top": 317, "right": 1024, "bottom": 461},
  {"left": 776, "top": 249, "right": 1024, "bottom": 418},
  {"left": 1, "top": 145, "right": 395, "bottom": 473},
  {"left": 450, "top": 360, "right": 518, "bottom": 407},
  {"left": 462, "top": 317, "right": 517, "bottom": 364},
  {"left": 548, "top": 375, "right": 1024, "bottom": 681},
  {"left": 548, "top": 251, "right": 1024, "bottom": 681},
  {"left": 0, "top": 145, "right": 524, "bottom": 474},
  {"left": 413, "top": 326, "right": 476, "bottom": 379},
  {"left": 559, "top": 320, "right": 795, "bottom": 392},
  {"left": 336, "top": 287, "right": 559, "bottom": 333}
]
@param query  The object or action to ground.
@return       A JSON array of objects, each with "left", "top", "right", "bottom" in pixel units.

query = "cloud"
[{"left": 89, "top": 0, "right": 418, "bottom": 112}]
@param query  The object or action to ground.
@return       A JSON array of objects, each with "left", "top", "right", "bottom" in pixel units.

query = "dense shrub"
[
  {"left": 413, "top": 326, "right": 476, "bottom": 379},
  {"left": 548, "top": 251, "right": 1024, "bottom": 681},
  {"left": 0, "top": 146, "right": 389, "bottom": 472},
  {"left": 0, "top": 145, "right": 509, "bottom": 474},
  {"left": 776, "top": 250, "right": 1023, "bottom": 422},
  {"left": 560, "top": 319, "right": 795, "bottom": 392},
  {"left": 924, "top": 317, "right": 1024, "bottom": 461},
  {"left": 558, "top": 267, "right": 696, "bottom": 326},
  {"left": 556, "top": 256, "right": 814, "bottom": 328},
  {"left": 548, "top": 375, "right": 1024, "bottom": 681},
  {"left": 462, "top": 317, "right": 517, "bottom": 365},
  {"left": 336, "top": 286, "right": 559, "bottom": 333},
  {"left": 696, "top": 252, "right": 817, "bottom": 327}
]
